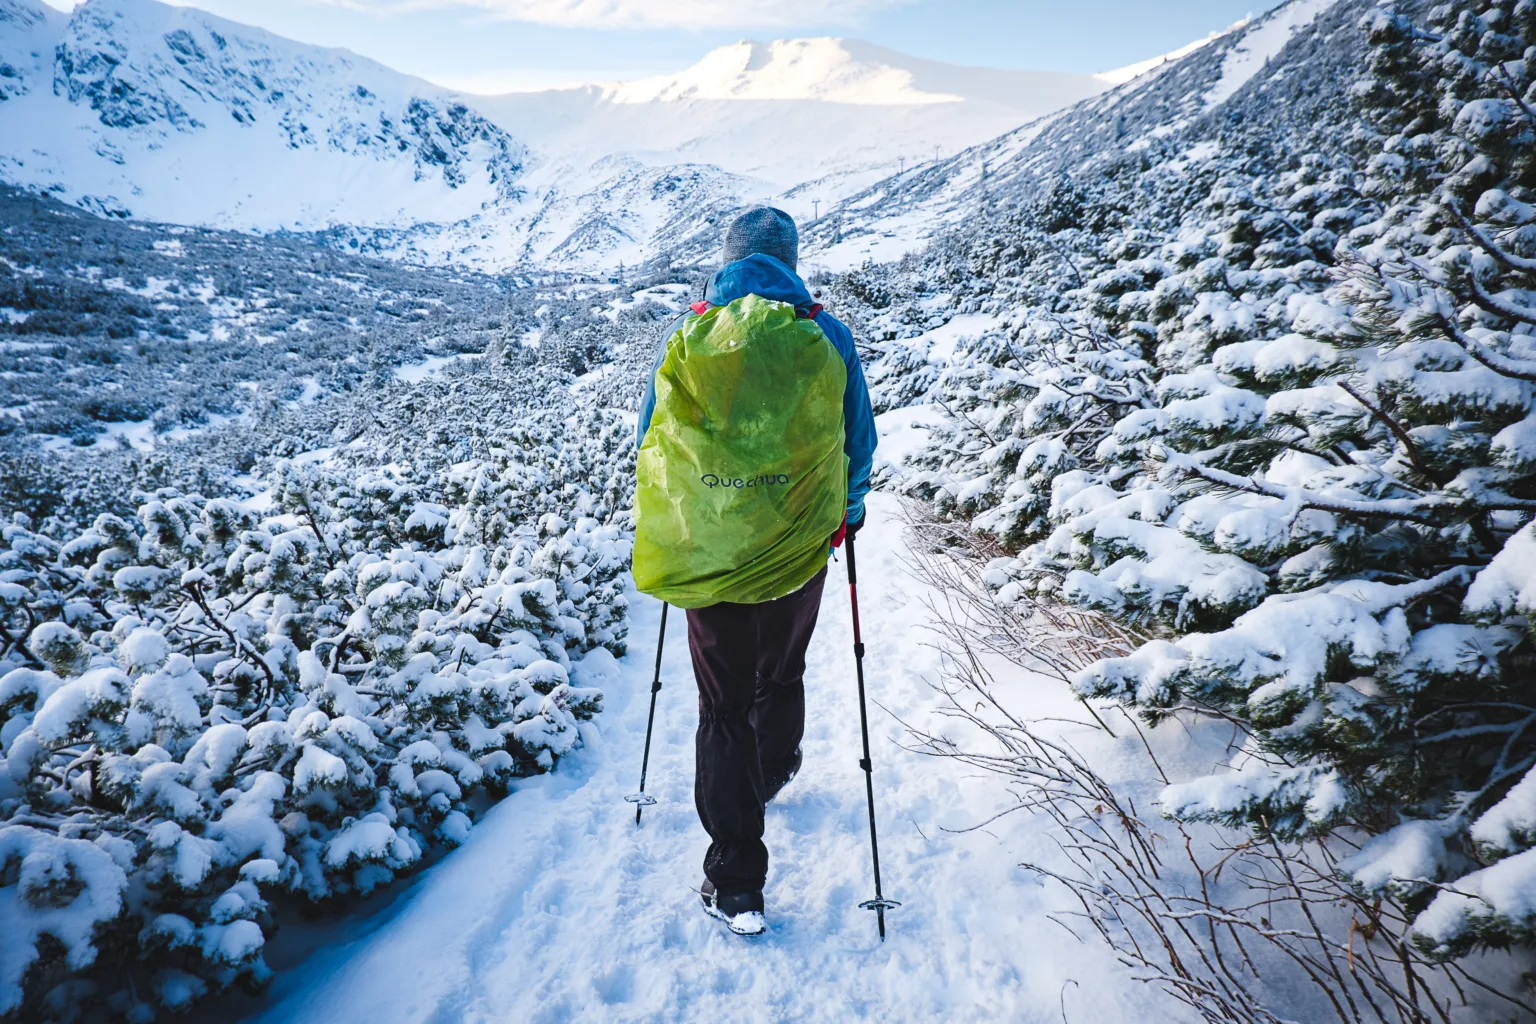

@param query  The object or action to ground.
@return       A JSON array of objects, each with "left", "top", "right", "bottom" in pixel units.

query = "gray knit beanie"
[{"left": 721, "top": 206, "right": 799, "bottom": 270}]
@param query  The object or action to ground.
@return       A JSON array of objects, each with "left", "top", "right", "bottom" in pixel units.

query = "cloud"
[{"left": 315, "top": 0, "right": 912, "bottom": 31}]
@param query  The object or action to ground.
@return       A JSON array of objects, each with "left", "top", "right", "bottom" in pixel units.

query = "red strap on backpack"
[
  {"left": 690, "top": 301, "right": 711, "bottom": 315},
  {"left": 830, "top": 515, "right": 848, "bottom": 549}
]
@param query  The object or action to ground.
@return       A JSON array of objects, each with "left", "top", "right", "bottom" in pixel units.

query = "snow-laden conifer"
[
  {"left": 878, "top": 0, "right": 1536, "bottom": 968},
  {"left": 0, "top": 392, "right": 633, "bottom": 1015}
]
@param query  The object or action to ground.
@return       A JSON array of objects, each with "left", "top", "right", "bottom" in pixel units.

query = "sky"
[{"left": 40, "top": 0, "right": 1290, "bottom": 93}]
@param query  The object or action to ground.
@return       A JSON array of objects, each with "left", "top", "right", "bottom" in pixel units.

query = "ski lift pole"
[
  {"left": 845, "top": 534, "right": 900, "bottom": 938},
  {"left": 625, "top": 603, "right": 669, "bottom": 825}
]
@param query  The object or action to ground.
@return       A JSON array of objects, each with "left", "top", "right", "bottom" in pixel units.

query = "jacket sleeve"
[
  {"left": 636, "top": 363, "right": 658, "bottom": 451},
  {"left": 818, "top": 313, "right": 877, "bottom": 525},
  {"left": 635, "top": 320, "right": 680, "bottom": 449}
]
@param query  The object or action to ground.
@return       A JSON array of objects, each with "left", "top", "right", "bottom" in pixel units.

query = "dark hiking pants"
[{"left": 686, "top": 565, "right": 828, "bottom": 897}]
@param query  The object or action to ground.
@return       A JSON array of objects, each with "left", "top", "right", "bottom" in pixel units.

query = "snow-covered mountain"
[
  {"left": 480, "top": 37, "right": 1108, "bottom": 227},
  {"left": 0, "top": 0, "right": 1117, "bottom": 271},
  {"left": 0, "top": 0, "right": 525, "bottom": 227},
  {"left": 1091, "top": 22, "right": 1237, "bottom": 86},
  {"left": 803, "top": 0, "right": 1343, "bottom": 270},
  {"left": 602, "top": 37, "right": 1090, "bottom": 105}
]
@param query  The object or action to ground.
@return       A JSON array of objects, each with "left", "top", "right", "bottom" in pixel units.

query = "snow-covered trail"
[{"left": 249, "top": 493, "right": 1186, "bottom": 1023}]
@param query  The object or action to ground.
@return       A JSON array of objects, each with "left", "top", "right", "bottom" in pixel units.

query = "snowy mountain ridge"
[
  {"left": 0, "top": 0, "right": 1131, "bottom": 271},
  {"left": 605, "top": 37, "right": 962, "bottom": 104},
  {"left": 474, "top": 36, "right": 1112, "bottom": 266},
  {"left": 1091, "top": 20, "right": 1242, "bottom": 86},
  {"left": 805, "top": 0, "right": 1345, "bottom": 270},
  {"left": 600, "top": 36, "right": 1102, "bottom": 108},
  {"left": 1, "top": 0, "right": 525, "bottom": 227}
]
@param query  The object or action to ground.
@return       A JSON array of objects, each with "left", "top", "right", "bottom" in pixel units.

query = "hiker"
[{"left": 632, "top": 207, "right": 877, "bottom": 936}]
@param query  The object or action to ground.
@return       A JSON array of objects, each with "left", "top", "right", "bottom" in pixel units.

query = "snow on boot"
[
  {"left": 700, "top": 880, "right": 766, "bottom": 936},
  {"left": 763, "top": 747, "right": 803, "bottom": 804}
]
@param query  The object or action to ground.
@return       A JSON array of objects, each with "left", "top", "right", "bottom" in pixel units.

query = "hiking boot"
[
  {"left": 762, "top": 747, "right": 803, "bottom": 804},
  {"left": 700, "top": 879, "right": 766, "bottom": 936}
]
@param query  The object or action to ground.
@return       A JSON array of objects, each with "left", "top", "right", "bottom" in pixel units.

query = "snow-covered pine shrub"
[
  {"left": 907, "top": 509, "right": 1526, "bottom": 1024},
  {"left": 0, "top": 412, "right": 632, "bottom": 1016},
  {"left": 874, "top": 0, "right": 1536, "bottom": 978},
  {"left": 0, "top": 184, "right": 524, "bottom": 478},
  {"left": 892, "top": 155, "right": 1362, "bottom": 573},
  {"left": 1032, "top": 1, "right": 1536, "bottom": 965}
]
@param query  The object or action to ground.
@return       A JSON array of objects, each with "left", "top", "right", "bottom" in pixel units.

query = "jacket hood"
[{"left": 705, "top": 254, "right": 815, "bottom": 312}]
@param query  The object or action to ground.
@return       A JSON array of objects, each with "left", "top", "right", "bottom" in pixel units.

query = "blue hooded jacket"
[{"left": 637, "top": 254, "right": 877, "bottom": 526}]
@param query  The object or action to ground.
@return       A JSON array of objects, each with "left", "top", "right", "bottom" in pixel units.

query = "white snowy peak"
[
  {"left": 604, "top": 36, "right": 1103, "bottom": 110},
  {"left": 608, "top": 37, "right": 955, "bottom": 104}
]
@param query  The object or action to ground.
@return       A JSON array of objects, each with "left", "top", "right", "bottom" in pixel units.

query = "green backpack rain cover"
[{"left": 633, "top": 294, "right": 848, "bottom": 609}]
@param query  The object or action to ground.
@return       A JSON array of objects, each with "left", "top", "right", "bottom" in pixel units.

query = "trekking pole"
[
  {"left": 845, "top": 534, "right": 900, "bottom": 939},
  {"left": 625, "top": 603, "right": 669, "bottom": 825}
]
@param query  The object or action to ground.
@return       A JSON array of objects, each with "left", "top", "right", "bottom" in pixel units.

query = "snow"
[
  {"left": 1059, "top": 515, "right": 1268, "bottom": 624},
  {"left": 205, "top": 773, "right": 288, "bottom": 863},
  {"left": 913, "top": 312, "right": 1002, "bottom": 365},
  {"left": 92, "top": 418, "right": 157, "bottom": 453},
  {"left": 605, "top": 38, "right": 1099, "bottom": 109},
  {"left": 1203, "top": 0, "right": 1343, "bottom": 109},
  {"left": 32, "top": 667, "right": 130, "bottom": 742},
  {"left": 293, "top": 743, "right": 347, "bottom": 793},
  {"left": 322, "top": 813, "right": 421, "bottom": 872},
  {"left": 125, "top": 656, "right": 208, "bottom": 742},
  {"left": 1165, "top": 386, "right": 1266, "bottom": 435},
  {"left": 88, "top": 412, "right": 239, "bottom": 453},
  {"left": 1095, "top": 25, "right": 1241, "bottom": 86},
  {"left": 1472, "top": 765, "right": 1536, "bottom": 857},
  {"left": 200, "top": 919, "right": 265, "bottom": 966},
  {"left": 246, "top": 494, "right": 1197, "bottom": 1023},
  {"left": 1464, "top": 522, "right": 1536, "bottom": 620},
  {"left": 1413, "top": 847, "right": 1536, "bottom": 954},
  {"left": 119, "top": 626, "right": 169, "bottom": 672},
  {"left": 873, "top": 405, "right": 947, "bottom": 473},
  {"left": 1338, "top": 820, "right": 1453, "bottom": 897},
  {"left": 157, "top": 969, "right": 208, "bottom": 1011},
  {"left": 607, "top": 39, "right": 964, "bottom": 105},
  {"left": 9, "top": 0, "right": 1536, "bottom": 1016},
  {"left": 1076, "top": 573, "right": 1447, "bottom": 715},
  {"left": 1, "top": 0, "right": 522, "bottom": 234},
  {"left": 1161, "top": 763, "right": 1347, "bottom": 832},
  {"left": 491, "top": 37, "right": 1106, "bottom": 209},
  {"left": 1389, "top": 623, "right": 1521, "bottom": 693},
  {"left": 395, "top": 353, "right": 476, "bottom": 383},
  {"left": 0, "top": 826, "right": 129, "bottom": 1015}
]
